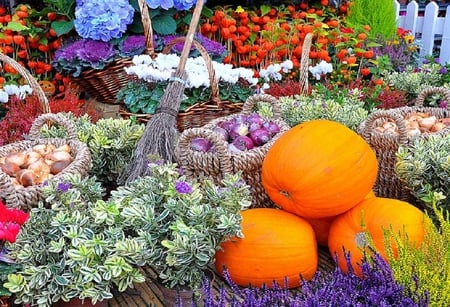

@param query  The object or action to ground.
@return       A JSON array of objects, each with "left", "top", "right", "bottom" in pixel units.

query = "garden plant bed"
[{"left": 109, "top": 248, "right": 335, "bottom": 306}]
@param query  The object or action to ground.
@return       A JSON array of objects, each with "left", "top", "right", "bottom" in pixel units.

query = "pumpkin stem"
[
  {"left": 280, "top": 190, "right": 290, "bottom": 199},
  {"left": 355, "top": 232, "right": 368, "bottom": 248}
]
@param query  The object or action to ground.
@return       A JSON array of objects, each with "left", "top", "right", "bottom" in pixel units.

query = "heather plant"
[
  {"left": 372, "top": 29, "right": 420, "bottom": 73},
  {"left": 279, "top": 95, "right": 368, "bottom": 131},
  {"left": 203, "top": 253, "right": 428, "bottom": 306},
  {"left": 385, "top": 191, "right": 450, "bottom": 306}
]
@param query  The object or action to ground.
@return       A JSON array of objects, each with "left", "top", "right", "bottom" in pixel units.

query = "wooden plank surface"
[{"left": 109, "top": 247, "right": 335, "bottom": 306}]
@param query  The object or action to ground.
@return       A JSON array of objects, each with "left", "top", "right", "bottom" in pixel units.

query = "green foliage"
[
  {"left": 346, "top": 0, "right": 397, "bottom": 39},
  {"left": 117, "top": 80, "right": 255, "bottom": 114},
  {"left": 39, "top": 113, "right": 145, "bottom": 187},
  {"left": 4, "top": 174, "right": 147, "bottom": 306},
  {"left": 385, "top": 191, "right": 450, "bottom": 306},
  {"left": 109, "top": 159, "right": 251, "bottom": 290},
  {"left": 395, "top": 134, "right": 450, "bottom": 211},
  {"left": 278, "top": 95, "right": 369, "bottom": 131},
  {"left": 384, "top": 64, "right": 446, "bottom": 102}
]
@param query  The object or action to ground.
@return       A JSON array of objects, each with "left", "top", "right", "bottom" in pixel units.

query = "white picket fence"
[{"left": 395, "top": 1, "right": 450, "bottom": 64}]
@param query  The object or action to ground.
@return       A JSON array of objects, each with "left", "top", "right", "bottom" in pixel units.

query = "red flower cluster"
[{"left": 0, "top": 200, "right": 29, "bottom": 244}]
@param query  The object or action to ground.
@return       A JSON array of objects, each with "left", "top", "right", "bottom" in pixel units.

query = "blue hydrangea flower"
[
  {"left": 146, "top": 0, "right": 175, "bottom": 10},
  {"left": 74, "top": 0, "right": 134, "bottom": 41},
  {"left": 175, "top": 181, "right": 192, "bottom": 194},
  {"left": 174, "top": 0, "right": 196, "bottom": 10}
]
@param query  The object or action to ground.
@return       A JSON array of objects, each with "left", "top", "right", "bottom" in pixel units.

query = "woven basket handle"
[
  {"left": 176, "top": 127, "right": 233, "bottom": 175},
  {"left": 28, "top": 113, "right": 77, "bottom": 140},
  {"left": 162, "top": 37, "right": 220, "bottom": 109},
  {"left": 361, "top": 110, "right": 409, "bottom": 146},
  {"left": 299, "top": 32, "right": 313, "bottom": 95},
  {"left": 0, "top": 170, "right": 20, "bottom": 209},
  {"left": 138, "top": 0, "right": 155, "bottom": 57},
  {"left": 0, "top": 53, "right": 50, "bottom": 113},
  {"left": 415, "top": 86, "right": 450, "bottom": 108},
  {"left": 241, "top": 93, "right": 283, "bottom": 119}
]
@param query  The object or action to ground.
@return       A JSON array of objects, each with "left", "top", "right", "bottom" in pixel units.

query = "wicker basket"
[
  {"left": 0, "top": 54, "right": 91, "bottom": 210},
  {"left": 0, "top": 113, "right": 92, "bottom": 210},
  {"left": 73, "top": 0, "right": 155, "bottom": 104},
  {"left": 118, "top": 36, "right": 246, "bottom": 131},
  {"left": 174, "top": 94, "right": 290, "bottom": 208},
  {"left": 358, "top": 87, "right": 450, "bottom": 202}
]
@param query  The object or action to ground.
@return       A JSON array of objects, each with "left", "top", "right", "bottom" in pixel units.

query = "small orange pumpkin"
[
  {"left": 328, "top": 197, "right": 428, "bottom": 276},
  {"left": 215, "top": 208, "right": 318, "bottom": 288},
  {"left": 262, "top": 119, "right": 378, "bottom": 219}
]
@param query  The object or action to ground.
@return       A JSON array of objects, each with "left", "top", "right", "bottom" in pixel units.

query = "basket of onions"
[
  {"left": 175, "top": 94, "right": 290, "bottom": 208},
  {"left": 0, "top": 113, "right": 91, "bottom": 210},
  {"left": 358, "top": 86, "right": 450, "bottom": 202}
]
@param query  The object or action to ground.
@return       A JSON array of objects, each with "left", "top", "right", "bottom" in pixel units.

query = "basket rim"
[{"left": 0, "top": 53, "right": 49, "bottom": 113}]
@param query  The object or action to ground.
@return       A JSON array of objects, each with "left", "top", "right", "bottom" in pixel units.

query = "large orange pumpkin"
[
  {"left": 261, "top": 119, "right": 378, "bottom": 219},
  {"left": 328, "top": 197, "right": 428, "bottom": 276},
  {"left": 215, "top": 208, "right": 318, "bottom": 288}
]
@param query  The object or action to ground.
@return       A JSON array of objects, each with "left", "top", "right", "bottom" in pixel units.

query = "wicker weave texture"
[
  {"left": 175, "top": 94, "right": 290, "bottom": 208},
  {"left": 0, "top": 113, "right": 92, "bottom": 210},
  {"left": 358, "top": 88, "right": 450, "bottom": 201}
]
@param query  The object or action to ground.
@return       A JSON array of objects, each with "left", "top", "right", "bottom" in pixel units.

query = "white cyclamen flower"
[{"left": 0, "top": 90, "right": 8, "bottom": 103}]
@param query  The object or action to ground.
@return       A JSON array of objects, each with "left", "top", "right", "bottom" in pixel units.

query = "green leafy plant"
[
  {"left": 4, "top": 174, "right": 147, "bottom": 306},
  {"left": 395, "top": 134, "right": 450, "bottom": 211},
  {"left": 117, "top": 79, "right": 255, "bottom": 114},
  {"left": 346, "top": 0, "right": 397, "bottom": 39},
  {"left": 39, "top": 114, "right": 145, "bottom": 188},
  {"left": 278, "top": 95, "right": 369, "bottom": 131},
  {"left": 385, "top": 190, "right": 449, "bottom": 306},
  {"left": 384, "top": 64, "right": 446, "bottom": 102},
  {"left": 108, "top": 157, "right": 252, "bottom": 290}
]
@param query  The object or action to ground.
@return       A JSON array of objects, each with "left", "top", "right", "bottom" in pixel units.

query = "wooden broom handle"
[{"left": 177, "top": 0, "right": 205, "bottom": 73}]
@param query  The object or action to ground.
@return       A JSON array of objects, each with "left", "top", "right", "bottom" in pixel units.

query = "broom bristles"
[{"left": 118, "top": 71, "right": 187, "bottom": 185}]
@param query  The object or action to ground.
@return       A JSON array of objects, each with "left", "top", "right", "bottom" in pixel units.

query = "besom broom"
[{"left": 118, "top": 0, "right": 205, "bottom": 184}]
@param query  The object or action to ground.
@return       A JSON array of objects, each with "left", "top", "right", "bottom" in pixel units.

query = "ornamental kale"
[
  {"left": 161, "top": 33, "right": 227, "bottom": 61},
  {"left": 119, "top": 35, "right": 147, "bottom": 58},
  {"left": 203, "top": 253, "right": 428, "bottom": 306},
  {"left": 74, "top": 0, "right": 134, "bottom": 41},
  {"left": 53, "top": 39, "right": 117, "bottom": 77}
]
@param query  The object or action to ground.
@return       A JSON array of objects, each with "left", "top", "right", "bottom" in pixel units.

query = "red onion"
[
  {"left": 229, "top": 122, "right": 249, "bottom": 140},
  {"left": 263, "top": 121, "right": 281, "bottom": 136},
  {"left": 234, "top": 114, "right": 248, "bottom": 123},
  {"left": 190, "top": 138, "right": 213, "bottom": 152},
  {"left": 246, "top": 113, "right": 264, "bottom": 125},
  {"left": 232, "top": 135, "right": 254, "bottom": 151},
  {"left": 249, "top": 128, "right": 271, "bottom": 146},
  {"left": 213, "top": 126, "right": 229, "bottom": 141},
  {"left": 218, "top": 120, "right": 234, "bottom": 132}
]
